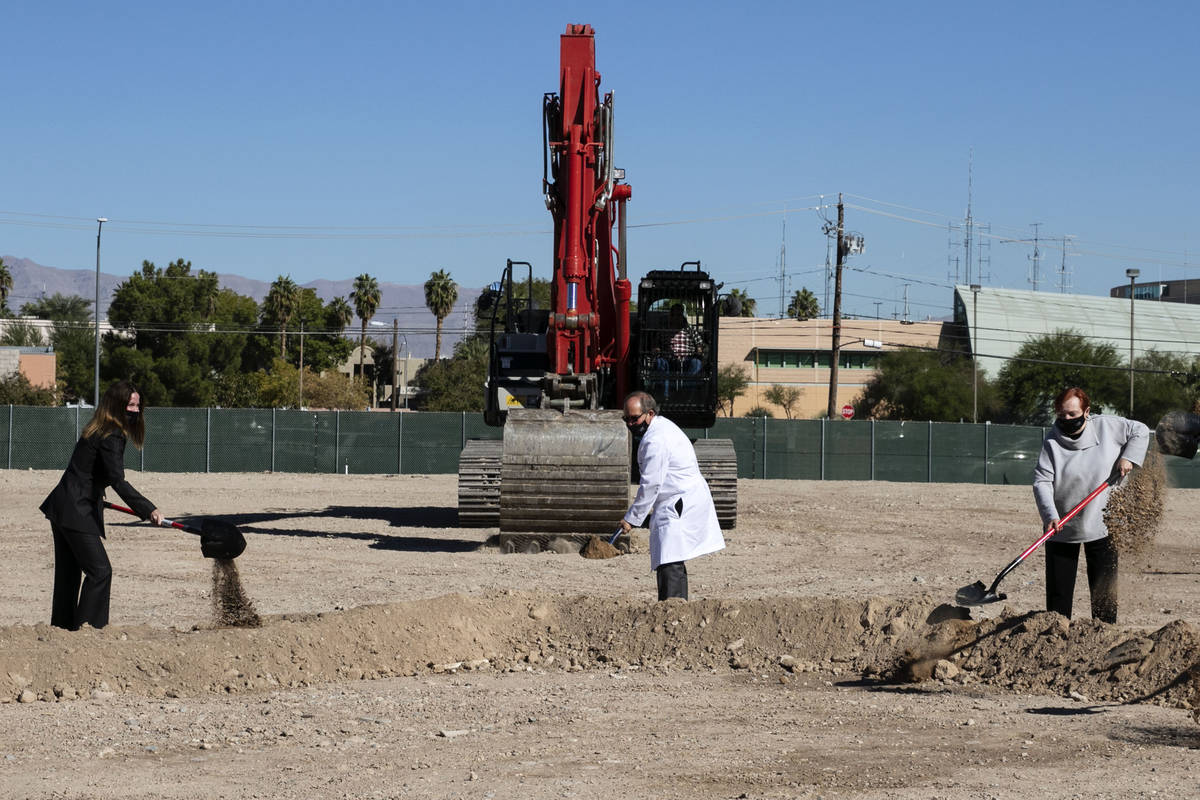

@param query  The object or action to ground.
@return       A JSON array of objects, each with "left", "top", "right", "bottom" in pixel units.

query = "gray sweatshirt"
[{"left": 1032, "top": 414, "right": 1149, "bottom": 543}]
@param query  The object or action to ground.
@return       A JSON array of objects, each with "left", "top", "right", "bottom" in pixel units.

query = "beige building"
[
  {"left": 717, "top": 317, "right": 945, "bottom": 419},
  {"left": 0, "top": 346, "right": 56, "bottom": 390}
]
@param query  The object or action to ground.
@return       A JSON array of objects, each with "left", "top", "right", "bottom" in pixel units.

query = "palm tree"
[
  {"left": 351, "top": 273, "right": 381, "bottom": 380},
  {"left": 424, "top": 269, "right": 458, "bottom": 360},
  {"left": 0, "top": 258, "right": 13, "bottom": 316},
  {"left": 326, "top": 296, "right": 353, "bottom": 334},
  {"left": 786, "top": 288, "right": 820, "bottom": 321},
  {"left": 264, "top": 275, "right": 301, "bottom": 356}
]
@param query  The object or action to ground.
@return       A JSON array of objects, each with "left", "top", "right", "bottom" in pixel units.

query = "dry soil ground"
[{"left": 1, "top": 470, "right": 1198, "bottom": 800}]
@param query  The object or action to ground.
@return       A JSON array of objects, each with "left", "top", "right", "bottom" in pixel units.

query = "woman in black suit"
[{"left": 40, "top": 380, "right": 162, "bottom": 630}]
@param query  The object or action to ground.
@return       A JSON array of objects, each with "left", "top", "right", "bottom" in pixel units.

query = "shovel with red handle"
[
  {"left": 955, "top": 475, "right": 1116, "bottom": 606},
  {"left": 103, "top": 501, "right": 246, "bottom": 560}
]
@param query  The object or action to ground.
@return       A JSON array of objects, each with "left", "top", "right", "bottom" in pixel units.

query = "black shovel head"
[
  {"left": 199, "top": 519, "right": 246, "bottom": 560},
  {"left": 955, "top": 581, "right": 1006, "bottom": 606}
]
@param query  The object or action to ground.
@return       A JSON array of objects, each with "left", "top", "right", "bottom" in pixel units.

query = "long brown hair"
[{"left": 82, "top": 380, "right": 147, "bottom": 448}]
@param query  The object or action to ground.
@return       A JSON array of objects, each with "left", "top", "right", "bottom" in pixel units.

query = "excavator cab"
[{"left": 634, "top": 262, "right": 720, "bottom": 428}]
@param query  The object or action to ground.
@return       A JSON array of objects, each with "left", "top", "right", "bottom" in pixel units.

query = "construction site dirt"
[{"left": 0, "top": 470, "right": 1197, "bottom": 799}]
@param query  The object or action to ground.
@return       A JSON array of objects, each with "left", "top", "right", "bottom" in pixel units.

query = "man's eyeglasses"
[{"left": 622, "top": 413, "right": 644, "bottom": 423}]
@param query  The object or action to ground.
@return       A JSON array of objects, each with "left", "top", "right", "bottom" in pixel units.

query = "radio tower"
[{"left": 1028, "top": 222, "right": 1042, "bottom": 291}]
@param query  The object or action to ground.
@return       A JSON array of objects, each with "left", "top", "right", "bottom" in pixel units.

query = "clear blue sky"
[{"left": 3, "top": 1, "right": 1196, "bottom": 322}]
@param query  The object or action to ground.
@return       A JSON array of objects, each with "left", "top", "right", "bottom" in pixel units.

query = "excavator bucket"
[{"left": 499, "top": 408, "right": 631, "bottom": 538}]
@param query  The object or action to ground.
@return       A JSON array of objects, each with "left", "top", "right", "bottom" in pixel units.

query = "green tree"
[
  {"left": 720, "top": 289, "right": 757, "bottom": 317},
  {"left": 856, "top": 348, "right": 994, "bottom": 421},
  {"left": 0, "top": 258, "right": 13, "bottom": 317},
  {"left": 763, "top": 384, "right": 802, "bottom": 419},
  {"left": 716, "top": 363, "right": 751, "bottom": 417},
  {"left": 1130, "top": 349, "right": 1192, "bottom": 427},
  {"left": 786, "top": 288, "right": 820, "bottom": 321},
  {"left": 0, "top": 319, "right": 44, "bottom": 346},
  {"left": 106, "top": 259, "right": 256, "bottom": 406},
  {"left": 351, "top": 273, "right": 381, "bottom": 381},
  {"left": 411, "top": 334, "right": 488, "bottom": 411},
  {"left": 744, "top": 405, "right": 773, "bottom": 418},
  {"left": 18, "top": 293, "right": 94, "bottom": 402},
  {"left": 327, "top": 296, "right": 353, "bottom": 333},
  {"left": 424, "top": 269, "right": 458, "bottom": 360},
  {"left": 0, "top": 372, "right": 56, "bottom": 405},
  {"left": 995, "top": 330, "right": 1125, "bottom": 425},
  {"left": 20, "top": 293, "right": 92, "bottom": 321},
  {"left": 263, "top": 275, "right": 301, "bottom": 357}
]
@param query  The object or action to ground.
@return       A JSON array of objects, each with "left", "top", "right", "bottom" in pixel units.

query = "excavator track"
[
  {"left": 693, "top": 438, "right": 738, "bottom": 530},
  {"left": 457, "top": 439, "right": 503, "bottom": 528}
]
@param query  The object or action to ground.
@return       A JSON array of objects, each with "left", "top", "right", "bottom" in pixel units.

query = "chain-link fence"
[{"left": 3, "top": 406, "right": 1198, "bottom": 487}]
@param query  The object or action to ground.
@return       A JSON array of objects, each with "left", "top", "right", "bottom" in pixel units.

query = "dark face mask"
[
  {"left": 626, "top": 415, "right": 649, "bottom": 438},
  {"left": 1055, "top": 415, "right": 1086, "bottom": 436},
  {"left": 125, "top": 410, "right": 141, "bottom": 429}
]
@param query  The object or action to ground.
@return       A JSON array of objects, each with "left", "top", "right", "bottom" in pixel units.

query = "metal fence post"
[
  {"left": 461, "top": 411, "right": 467, "bottom": 451},
  {"left": 334, "top": 410, "right": 340, "bottom": 473},
  {"left": 870, "top": 418, "right": 876, "bottom": 481},
  {"left": 819, "top": 417, "right": 826, "bottom": 481},
  {"left": 760, "top": 417, "right": 767, "bottom": 479},
  {"left": 397, "top": 410, "right": 404, "bottom": 475},
  {"left": 206, "top": 407, "right": 212, "bottom": 473},
  {"left": 271, "top": 408, "right": 276, "bottom": 473},
  {"left": 927, "top": 420, "right": 933, "bottom": 482},
  {"left": 7, "top": 405, "right": 12, "bottom": 469},
  {"left": 983, "top": 421, "right": 990, "bottom": 485}
]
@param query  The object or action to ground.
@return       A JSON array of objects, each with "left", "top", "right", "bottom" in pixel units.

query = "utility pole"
[
  {"left": 392, "top": 318, "right": 400, "bottom": 412},
  {"left": 778, "top": 214, "right": 787, "bottom": 318},
  {"left": 826, "top": 194, "right": 845, "bottom": 419},
  {"left": 298, "top": 319, "right": 305, "bottom": 408}
]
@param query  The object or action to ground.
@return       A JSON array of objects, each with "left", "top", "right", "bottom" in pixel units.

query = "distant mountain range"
[{"left": 1, "top": 255, "right": 480, "bottom": 359}]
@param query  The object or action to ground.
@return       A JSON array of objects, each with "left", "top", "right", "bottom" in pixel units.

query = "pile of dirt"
[
  {"left": 580, "top": 536, "right": 621, "bottom": 559},
  {"left": 2, "top": 591, "right": 1197, "bottom": 721},
  {"left": 891, "top": 606, "right": 1200, "bottom": 708},
  {"left": 1104, "top": 446, "right": 1167, "bottom": 557}
]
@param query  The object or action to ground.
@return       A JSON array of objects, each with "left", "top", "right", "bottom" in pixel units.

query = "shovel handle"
[
  {"left": 608, "top": 527, "right": 623, "bottom": 546},
  {"left": 102, "top": 501, "right": 198, "bottom": 535},
  {"left": 984, "top": 475, "right": 1117, "bottom": 595}
]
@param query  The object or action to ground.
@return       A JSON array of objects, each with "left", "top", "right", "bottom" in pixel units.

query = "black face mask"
[
  {"left": 1055, "top": 415, "right": 1086, "bottom": 436},
  {"left": 626, "top": 417, "right": 649, "bottom": 438},
  {"left": 125, "top": 410, "right": 141, "bottom": 429}
]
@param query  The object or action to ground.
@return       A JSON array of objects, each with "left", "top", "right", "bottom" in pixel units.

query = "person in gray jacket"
[{"left": 1033, "top": 386, "right": 1148, "bottom": 623}]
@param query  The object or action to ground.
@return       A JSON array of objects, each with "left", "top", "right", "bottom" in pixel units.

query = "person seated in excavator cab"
[
  {"left": 652, "top": 303, "right": 705, "bottom": 402},
  {"left": 656, "top": 303, "right": 704, "bottom": 378}
]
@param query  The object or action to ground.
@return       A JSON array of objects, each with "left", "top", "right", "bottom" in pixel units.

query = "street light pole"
[
  {"left": 298, "top": 318, "right": 305, "bottom": 408},
  {"left": 970, "top": 284, "right": 981, "bottom": 423},
  {"left": 1126, "top": 268, "right": 1140, "bottom": 415},
  {"left": 93, "top": 217, "right": 107, "bottom": 407}
]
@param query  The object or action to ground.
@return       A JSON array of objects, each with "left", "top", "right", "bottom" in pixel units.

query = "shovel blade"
[
  {"left": 955, "top": 581, "right": 1006, "bottom": 607},
  {"left": 199, "top": 519, "right": 246, "bottom": 560}
]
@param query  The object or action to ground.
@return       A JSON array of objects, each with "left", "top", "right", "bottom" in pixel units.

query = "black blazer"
[{"left": 40, "top": 433, "right": 156, "bottom": 537}]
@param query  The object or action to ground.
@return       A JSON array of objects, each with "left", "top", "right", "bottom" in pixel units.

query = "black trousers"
[
  {"left": 1044, "top": 537, "right": 1118, "bottom": 623},
  {"left": 656, "top": 561, "right": 688, "bottom": 601},
  {"left": 51, "top": 524, "right": 112, "bottom": 630}
]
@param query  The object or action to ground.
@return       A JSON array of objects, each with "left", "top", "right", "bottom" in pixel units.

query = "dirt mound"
[
  {"left": 892, "top": 607, "right": 1200, "bottom": 708},
  {"left": 580, "top": 536, "right": 621, "bottom": 559},
  {"left": 2, "top": 592, "right": 1197, "bottom": 721},
  {"left": 1104, "top": 446, "right": 1167, "bottom": 556}
]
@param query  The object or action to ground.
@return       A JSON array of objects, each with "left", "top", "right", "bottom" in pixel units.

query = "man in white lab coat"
[{"left": 617, "top": 391, "right": 725, "bottom": 600}]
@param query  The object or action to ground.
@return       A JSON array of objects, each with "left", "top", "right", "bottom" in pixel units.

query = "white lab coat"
[{"left": 623, "top": 414, "right": 725, "bottom": 570}]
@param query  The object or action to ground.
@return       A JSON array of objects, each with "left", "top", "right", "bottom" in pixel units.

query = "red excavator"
[{"left": 457, "top": 25, "right": 737, "bottom": 550}]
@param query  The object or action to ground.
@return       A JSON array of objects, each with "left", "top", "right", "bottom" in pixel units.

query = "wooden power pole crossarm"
[{"left": 826, "top": 194, "right": 845, "bottom": 419}]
